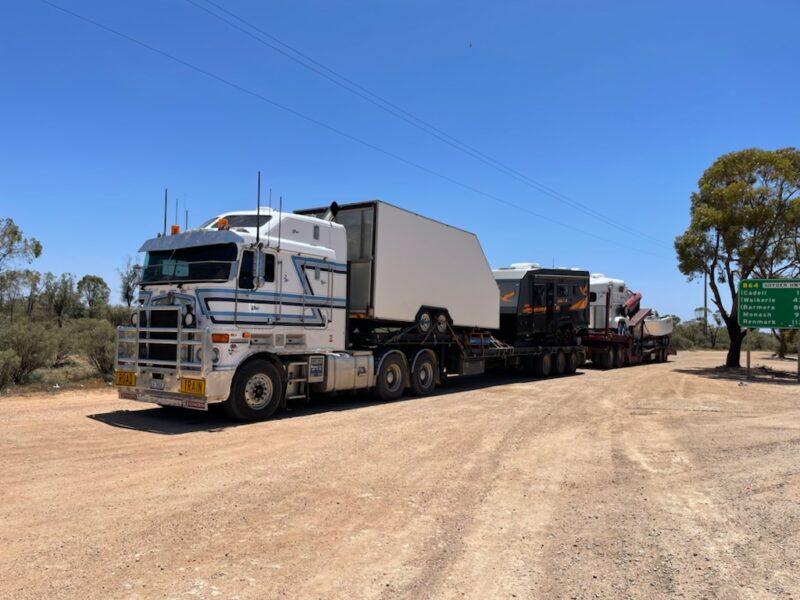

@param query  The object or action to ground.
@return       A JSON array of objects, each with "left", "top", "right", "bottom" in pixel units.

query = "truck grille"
[
  {"left": 141, "top": 309, "right": 179, "bottom": 363},
  {"left": 116, "top": 305, "right": 210, "bottom": 376}
]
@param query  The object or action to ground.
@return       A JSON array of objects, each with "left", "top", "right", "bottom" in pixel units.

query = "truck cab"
[{"left": 115, "top": 207, "right": 348, "bottom": 420}]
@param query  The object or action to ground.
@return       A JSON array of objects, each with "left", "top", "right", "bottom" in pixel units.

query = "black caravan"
[{"left": 494, "top": 266, "right": 590, "bottom": 346}]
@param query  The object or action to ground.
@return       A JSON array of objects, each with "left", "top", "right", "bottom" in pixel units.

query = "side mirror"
[{"left": 589, "top": 292, "right": 597, "bottom": 302}]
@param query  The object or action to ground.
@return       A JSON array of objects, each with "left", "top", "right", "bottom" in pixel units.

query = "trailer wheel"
[
  {"left": 533, "top": 353, "right": 552, "bottom": 378},
  {"left": 376, "top": 353, "right": 406, "bottom": 401},
  {"left": 553, "top": 352, "right": 566, "bottom": 376},
  {"left": 410, "top": 353, "right": 437, "bottom": 396},
  {"left": 565, "top": 351, "right": 579, "bottom": 374},
  {"left": 416, "top": 310, "right": 433, "bottom": 334},
  {"left": 596, "top": 350, "right": 611, "bottom": 370},
  {"left": 224, "top": 359, "right": 283, "bottom": 422},
  {"left": 611, "top": 346, "right": 621, "bottom": 369},
  {"left": 434, "top": 312, "right": 449, "bottom": 335}
]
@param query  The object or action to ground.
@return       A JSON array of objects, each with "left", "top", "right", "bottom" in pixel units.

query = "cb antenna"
[
  {"left": 256, "top": 170, "right": 261, "bottom": 246},
  {"left": 163, "top": 188, "right": 168, "bottom": 236},
  {"left": 266, "top": 187, "right": 272, "bottom": 249}
]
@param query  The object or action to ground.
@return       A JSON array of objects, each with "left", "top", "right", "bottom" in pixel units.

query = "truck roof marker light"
[
  {"left": 170, "top": 224, "right": 180, "bottom": 235},
  {"left": 211, "top": 333, "right": 230, "bottom": 343}
]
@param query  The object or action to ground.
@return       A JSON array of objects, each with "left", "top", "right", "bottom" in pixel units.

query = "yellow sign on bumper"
[
  {"left": 115, "top": 371, "right": 136, "bottom": 387},
  {"left": 180, "top": 377, "right": 206, "bottom": 396}
]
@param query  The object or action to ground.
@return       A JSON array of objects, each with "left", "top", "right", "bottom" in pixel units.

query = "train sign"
[{"left": 738, "top": 279, "right": 800, "bottom": 329}]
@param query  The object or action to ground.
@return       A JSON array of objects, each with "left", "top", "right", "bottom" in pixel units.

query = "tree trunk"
[
  {"left": 773, "top": 330, "right": 788, "bottom": 358},
  {"left": 725, "top": 322, "right": 745, "bottom": 367}
]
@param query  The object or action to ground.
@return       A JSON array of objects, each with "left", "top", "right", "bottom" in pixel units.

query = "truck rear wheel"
[
  {"left": 224, "top": 359, "right": 283, "bottom": 422},
  {"left": 553, "top": 352, "right": 566, "bottom": 376},
  {"left": 533, "top": 353, "right": 552, "bottom": 378},
  {"left": 565, "top": 351, "right": 579, "bottom": 374},
  {"left": 595, "top": 350, "right": 611, "bottom": 370},
  {"left": 410, "top": 353, "right": 436, "bottom": 396},
  {"left": 611, "top": 346, "right": 622, "bottom": 368},
  {"left": 376, "top": 353, "right": 406, "bottom": 401}
]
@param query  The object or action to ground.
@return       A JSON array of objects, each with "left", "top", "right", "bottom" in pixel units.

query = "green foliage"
[
  {"left": 674, "top": 148, "right": 800, "bottom": 366},
  {"left": 106, "top": 305, "right": 134, "bottom": 327},
  {"left": 42, "top": 272, "right": 81, "bottom": 327},
  {"left": 118, "top": 257, "right": 139, "bottom": 307},
  {"left": 0, "top": 349, "right": 21, "bottom": 391},
  {"left": 0, "top": 319, "right": 55, "bottom": 384},
  {"left": 0, "top": 218, "right": 42, "bottom": 273},
  {"left": 77, "top": 274, "right": 110, "bottom": 318},
  {"left": 71, "top": 318, "right": 116, "bottom": 375}
]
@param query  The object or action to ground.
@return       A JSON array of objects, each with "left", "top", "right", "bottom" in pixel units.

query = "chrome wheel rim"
[
  {"left": 384, "top": 363, "right": 403, "bottom": 393},
  {"left": 418, "top": 312, "right": 432, "bottom": 333},
  {"left": 244, "top": 373, "right": 273, "bottom": 410},
  {"left": 417, "top": 362, "right": 434, "bottom": 390}
]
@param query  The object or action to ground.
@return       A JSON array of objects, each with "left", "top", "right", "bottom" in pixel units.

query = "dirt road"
[{"left": 2, "top": 351, "right": 799, "bottom": 599}]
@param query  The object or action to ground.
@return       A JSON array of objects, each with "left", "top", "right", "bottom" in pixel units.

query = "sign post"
[{"left": 738, "top": 279, "right": 800, "bottom": 381}]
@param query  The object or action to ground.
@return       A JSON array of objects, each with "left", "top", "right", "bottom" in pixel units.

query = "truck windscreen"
[{"left": 141, "top": 243, "right": 237, "bottom": 284}]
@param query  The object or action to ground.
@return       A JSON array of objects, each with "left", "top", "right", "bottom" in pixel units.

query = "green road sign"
[{"left": 738, "top": 279, "right": 800, "bottom": 329}]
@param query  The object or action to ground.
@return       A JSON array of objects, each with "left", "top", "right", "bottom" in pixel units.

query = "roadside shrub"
[
  {"left": 669, "top": 331, "right": 694, "bottom": 352},
  {"left": 0, "top": 319, "right": 55, "bottom": 383},
  {"left": 106, "top": 305, "right": 134, "bottom": 328},
  {"left": 71, "top": 318, "right": 116, "bottom": 375},
  {"left": 0, "top": 349, "right": 21, "bottom": 391}
]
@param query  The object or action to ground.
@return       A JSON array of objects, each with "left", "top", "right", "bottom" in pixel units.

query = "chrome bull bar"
[{"left": 115, "top": 305, "right": 212, "bottom": 378}]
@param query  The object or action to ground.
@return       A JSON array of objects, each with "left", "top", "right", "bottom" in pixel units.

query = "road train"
[{"left": 115, "top": 200, "right": 671, "bottom": 421}]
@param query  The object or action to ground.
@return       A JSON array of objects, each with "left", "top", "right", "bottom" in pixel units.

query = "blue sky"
[{"left": 1, "top": 0, "right": 798, "bottom": 319}]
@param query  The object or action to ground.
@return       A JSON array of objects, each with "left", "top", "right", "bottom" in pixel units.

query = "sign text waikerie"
[{"left": 738, "top": 279, "right": 800, "bottom": 329}]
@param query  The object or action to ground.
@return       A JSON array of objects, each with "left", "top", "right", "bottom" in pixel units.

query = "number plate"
[
  {"left": 149, "top": 379, "right": 165, "bottom": 391},
  {"left": 115, "top": 371, "right": 136, "bottom": 387},
  {"left": 180, "top": 377, "right": 206, "bottom": 396}
]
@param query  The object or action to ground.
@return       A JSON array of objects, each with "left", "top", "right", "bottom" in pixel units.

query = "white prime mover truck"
[{"left": 115, "top": 200, "right": 521, "bottom": 421}]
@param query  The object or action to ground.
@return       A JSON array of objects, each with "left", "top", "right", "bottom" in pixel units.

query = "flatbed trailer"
[{"left": 582, "top": 308, "right": 670, "bottom": 369}]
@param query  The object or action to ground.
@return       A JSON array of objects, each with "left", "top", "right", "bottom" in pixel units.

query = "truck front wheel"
[
  {"left": 224, "top": 359, "right": 283, "bottom": 422},
  {"left": 376, "top": 354, "right": 406, "bottom": 401}
]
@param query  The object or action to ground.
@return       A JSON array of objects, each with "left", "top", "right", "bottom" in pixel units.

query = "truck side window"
[
  {"left": 557, "top": 284, "right": 568, "bottom": 297},
  {"left": 264, "top": 253, "right": 275, "bottom": 283},
  {"left": 238, "top": 250, "right": 254, "bottom": 289}
]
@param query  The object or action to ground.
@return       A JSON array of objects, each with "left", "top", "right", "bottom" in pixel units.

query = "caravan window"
[{"left": 533, "top": 284, "right": 545, "bottom": 306}]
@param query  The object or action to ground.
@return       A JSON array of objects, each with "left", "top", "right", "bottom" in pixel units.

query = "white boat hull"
[{"left": 644, "top": 317, "right": 673, "bottom": 337}]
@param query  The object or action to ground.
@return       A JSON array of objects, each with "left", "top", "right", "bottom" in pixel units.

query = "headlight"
[
  {"left": 183, "top": 311, "right": 195, "bottom": 327},
  {"left": 196, "top": 347, "right": 220, "bottom": 364},
  {"left": 131, "top": 312, "right": 138, "bottom": 326}
]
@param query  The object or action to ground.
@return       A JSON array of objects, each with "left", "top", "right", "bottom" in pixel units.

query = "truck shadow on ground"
[
  {"left": 87, "top": 371, "right": 583, "bottom": 435},
  {"left": 674, "top": 364, "right": 800, "bottom": 387}
]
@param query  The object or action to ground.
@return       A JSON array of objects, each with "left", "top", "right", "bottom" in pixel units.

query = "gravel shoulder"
[{"left": 1, "top": 351, "right": 799, "bottom": 599}]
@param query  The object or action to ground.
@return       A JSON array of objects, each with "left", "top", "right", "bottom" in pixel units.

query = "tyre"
[
  {"left": 434, "top": 312, "right": 449, "bottom": 335},
  {"left": 416, "top": 310, "right": 433, "bottom": 334},
  {"left": 565, "top": 351, "right": 579, "bottom": 374},
  {"left": 411, "top": 352, "right": 437, "bottom": 396},
  {"left": 224, "top": 359, "right": 283, "bottom": 422},
  {"left": 611, "top": 346, "right": 621, "bottom": 369},
  {"left": 376, "top": 353, "right": 406, "bottom": 401},
  {"left": 552, "top": 352, "right": 566, "bottom": 376},
  {"left": 596, "top": 350, "right": 611, "bottom": 370},
  {"left": 533, "top": 353, "right": 552, "bottom": 378}
]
